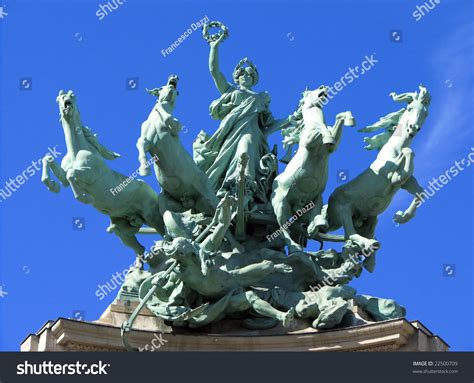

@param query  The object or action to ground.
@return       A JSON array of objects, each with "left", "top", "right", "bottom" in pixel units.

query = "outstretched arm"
[
  {"left": 264, "top": 117, "right": 293, "bottom": 137},
  {"left": 390, "top": 91, "right": 416, "bottom": 104},
  {"left": 394, "top": 176, "right": 424, "bottom": 224},
  {"left": 209, "top": 34, "right": 231, "bottom": 94}
]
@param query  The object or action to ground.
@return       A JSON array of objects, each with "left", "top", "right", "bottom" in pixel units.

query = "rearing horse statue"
[
  {"left": 323, "top": 85, "right": 431, "bottom": 269},
  {"left": 41, "top": 90, "right": 165, "bottom": 256},
  {"left": 271, "top": 86, "right": 355, "bottom": 253},
  {"left": 136, "top": 75, "right": 219, "bottom": 215}
]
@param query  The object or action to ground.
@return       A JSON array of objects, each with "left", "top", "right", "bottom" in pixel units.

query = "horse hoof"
[
  {"left": 369, "top": 239, "right": 381, "bottom": 251},
  {"left": 348, "top": 235, "right": 380, "bottom": 254},
  {"left": 50, "top": 184, "right": 60, "bottom": 193},
  {"left": 43, "top": 179, "right": 60, "bottom": 193}
]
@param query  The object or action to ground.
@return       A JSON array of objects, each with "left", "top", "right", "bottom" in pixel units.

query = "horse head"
[
  {"left": 301, "top": 85, "right": 329, "bottom": 111},
  {"left": 146, "top": 74, "right": 179, "bottom": 109},
  {"left": 56, "top": 90, "right": 79, "bottom": 121},
  {"left": 297, "top": 86, "right": 331, "bottom": 147},
  {"left": 360, "top": 85, "right": 431, "bottom": 150},
  {"left": 396, "top": 84, "right": 430, "bottom": 141}
]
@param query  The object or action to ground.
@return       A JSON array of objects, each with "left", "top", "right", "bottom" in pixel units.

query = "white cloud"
[{"left": 416, "top": 20, "right": 474, "bottom": 179}]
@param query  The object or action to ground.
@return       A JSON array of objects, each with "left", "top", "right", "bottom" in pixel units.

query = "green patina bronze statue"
[
  {"left": 41, "top": 21, "right": 431, "bottom": 350},
  {"left": 193, "top": 23, "right": 292, "bottom": 206},
  {"left": 136, "top": 75, "right": 219, "bottom": 216},
  {"left": 321, "top": 85, "right": 430, "bottom": 271},
  {"left": 41, "top": 90, "right": 165, "bottom": 256},
  {"left": 273, "top": 86, "right": 356, "bottom": 252}
]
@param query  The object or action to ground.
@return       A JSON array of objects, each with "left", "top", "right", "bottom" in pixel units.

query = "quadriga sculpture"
[
  {"left": 136, "top": 75, "right": 219, "bottom": 215},
  {"left": 322, "top": 85, "right": 430, "bottom": 268},
  {"left": 272, "top": 85, "right": 355, "bottom": 252},
  {"left": 41, "top": 90, "right": 165, "bottom": 256}
]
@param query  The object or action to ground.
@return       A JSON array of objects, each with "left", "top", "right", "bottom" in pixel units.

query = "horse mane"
[
  {"left": 281, "top": 89, "right": 312, "bottom": 146},
  {"left": 358, "top": 108, "right": 406, "bottom": 151},
  {"left": 58, "top": 90, "right": 121, "bottom": 160},
  {"left": 82, "top": 126, "right": 120, "bottom": 160},
  {"left": 360, "top": 85, "right": 431, "bottom": 151}
]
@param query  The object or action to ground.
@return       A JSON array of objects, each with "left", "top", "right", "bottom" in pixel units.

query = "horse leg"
[
  {"left": 107, "top": 217, "right": 146, "bottom": 256},
  {"left": 307, "top": 195, "right": 328, "bottom": 238},
  {"left": 393, "top": 175, "right": 424, "bottom": 225},
  {"left": 327, "top": 112, "right": 354, "bottom": 152},
  {"left": 50, "top": 160, "right": 69, "bottom": 187},
  {"left": 357, "top": 216, "right": 379, "bottom": 272},
  {"left": 334, "top": 202, "right": 380, "bottom": 253},
  {"left": 397, "top": 148, "right": 415, "bottom": 183},
  {"left": 66, "top": 168, "right": 94, "bottom": 204},
  {"left": 272, "top": 195, "right": 303, "bottom": 253},
  {"left": 389, "top": 148, "right": 414, "bottom": 185},
  {"left": 136, "top": 137, "right": 151, "bottom": 176},
  {"left": 357, "top": 216, "right": 378, "bottom": 240},
  {"left": 141, "top": 200, "right": 166, "bottom": 237},
  {"left": 41, "top": 155, "right": 62, "bottom": 193}
]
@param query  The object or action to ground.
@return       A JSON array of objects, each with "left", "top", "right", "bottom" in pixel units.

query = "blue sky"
[{"left": 0, "top": 0, "right": 472, "bottom": 351}]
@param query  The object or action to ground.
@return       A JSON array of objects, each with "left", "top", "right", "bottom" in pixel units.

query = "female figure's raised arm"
[{"left": 209, "top": 34, "right": 231, "bottom": 94}]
